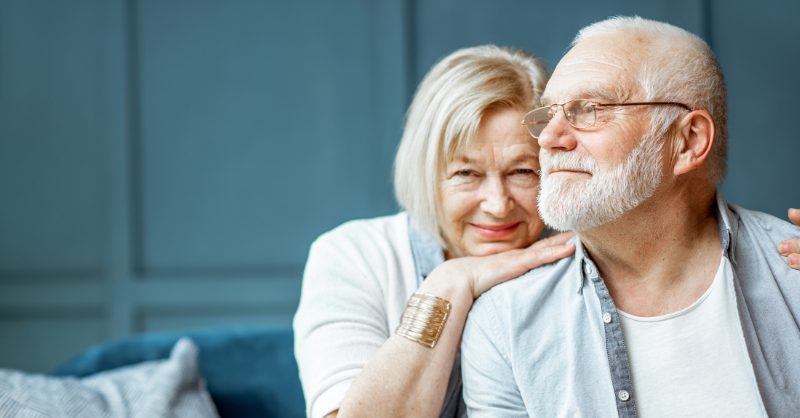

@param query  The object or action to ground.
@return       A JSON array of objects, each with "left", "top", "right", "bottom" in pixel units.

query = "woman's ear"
[{"left": 671, "top": 109, "right": 715, "bottom": 177}]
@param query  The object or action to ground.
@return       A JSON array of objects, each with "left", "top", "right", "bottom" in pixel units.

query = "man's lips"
[
  {"left": 470, "top": 222, "right": 521, "bottom": 238},
  {"left": 547, "top": 168, "right": 591, "bottom": 175}
]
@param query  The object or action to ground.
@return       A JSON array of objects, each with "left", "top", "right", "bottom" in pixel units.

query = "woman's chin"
[{"left": 465, "top": 242, "right": 523, "bottom": 257}]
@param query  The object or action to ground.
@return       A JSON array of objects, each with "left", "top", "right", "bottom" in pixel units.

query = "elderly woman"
[
  {"left": 294, "top": 45, "right": 563, "bottom": 418},
  {"left": 293, "top": 45, "right": 800, "bottom": 418}
]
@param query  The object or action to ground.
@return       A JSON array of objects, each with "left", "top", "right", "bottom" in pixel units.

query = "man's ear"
[{"left": 672, "top": 110, "right": 715, "bottom": 176}]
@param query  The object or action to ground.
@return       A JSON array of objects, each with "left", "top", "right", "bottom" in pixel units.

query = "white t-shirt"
[
  {"left": 619, "top": 257, "right": 767, "bottom": 417},
  {"left": 293, "top": 213, "right": 421, "bottom": 418}
]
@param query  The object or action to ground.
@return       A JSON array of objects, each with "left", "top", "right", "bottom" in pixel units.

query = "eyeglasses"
[{"left": 521, "top": 99, "right": 692, "bottom": 139}]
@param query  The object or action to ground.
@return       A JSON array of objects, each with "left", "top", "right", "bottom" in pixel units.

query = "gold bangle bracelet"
[{"left": 395, "top": 293, "right": 451, "bottom": 348}]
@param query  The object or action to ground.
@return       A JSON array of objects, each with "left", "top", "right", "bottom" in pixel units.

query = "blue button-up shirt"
[{"left": 460, "top": 195, "right": 800, "bottom": 417}]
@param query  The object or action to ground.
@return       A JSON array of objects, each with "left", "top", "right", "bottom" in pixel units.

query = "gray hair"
[
  {"left": 574, "top": 16, "right": 728, "bottom": 184},
  {"left": 393, "top": 45, "right": 548, "bottom": 245}
]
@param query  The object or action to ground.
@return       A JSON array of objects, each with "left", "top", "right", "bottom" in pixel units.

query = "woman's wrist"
[{"left": 415, "top": 262, "right": 476, "bottom": 309}]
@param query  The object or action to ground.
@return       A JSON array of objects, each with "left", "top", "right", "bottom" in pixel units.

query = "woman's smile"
[{"left": 470, "top": 222, "right": 521, "bottom": 239}]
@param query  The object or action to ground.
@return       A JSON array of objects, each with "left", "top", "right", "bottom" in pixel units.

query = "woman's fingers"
[
  {"left": 781, "top": 240, "right": 800, "bottom": 270},
  {"left": 470, "top": 241, "right": 576, "bottom": 297},
  {"left": 781, "top": 208, "right": 800, "bottom": 270},
  {"left": 528, "top": 242, "right": 576, "bottom": 266},
  {"left": 531, "top": 231, "right": 576, "bottom": 248},
  {"left": 789, "top": 208, "right": 800, "bottom": 226},
  {"left": 780, "top": 239, "right": 800, "bottom": 256}
]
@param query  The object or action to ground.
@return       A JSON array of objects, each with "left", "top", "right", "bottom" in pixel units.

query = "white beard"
[{"left": 538, "top": 133, "right": 664, "bottom": 232}]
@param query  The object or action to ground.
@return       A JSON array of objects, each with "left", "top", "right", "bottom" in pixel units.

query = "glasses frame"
[{"left": 521, "top": 99, "right": 693, "bottom": 139}]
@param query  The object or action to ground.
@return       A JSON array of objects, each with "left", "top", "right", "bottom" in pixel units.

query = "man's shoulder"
[
  {"left": 472, "top": 254, "right": 580, "bottom": 316},
  {"left": 725, "top": 201, "right": 800, "bottom": 257},
  {"left": 723, "top": 200, "right": 800, "bottom": 279},
  {"left": 728, "top": 202, "right": 800, "bottom": 237}
]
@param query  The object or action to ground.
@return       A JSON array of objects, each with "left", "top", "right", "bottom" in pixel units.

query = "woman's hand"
[
  {"left": 779, "top": 208, "right": 800, "bottom": 270},
  {"left": 420, "top": 232, "right": 576, "bottom": 301}
]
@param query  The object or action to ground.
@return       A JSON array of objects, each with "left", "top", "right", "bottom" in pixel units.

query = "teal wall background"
[{"left": 1, "top": 0, "right": 797, "bottom": 372}]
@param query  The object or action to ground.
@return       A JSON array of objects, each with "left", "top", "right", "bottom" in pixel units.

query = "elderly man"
[{"left": 461, "top": 16, "right": 800, "bottom": 417}]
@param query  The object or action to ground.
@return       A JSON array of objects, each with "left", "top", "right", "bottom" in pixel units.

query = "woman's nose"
[{"left": 480, "top": 177, "right": 513, "bottom": 217}]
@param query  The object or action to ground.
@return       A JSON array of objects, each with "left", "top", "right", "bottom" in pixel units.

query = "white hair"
[
  {"left": 574, "top": 16, "right": 728, "bottom": 184},
  {"left": 393, "top": 45, "right": 548, "bottom": 245}
]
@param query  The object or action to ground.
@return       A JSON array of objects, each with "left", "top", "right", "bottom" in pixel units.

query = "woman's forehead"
[{"left": 448, "top": 139, "right": 539, "bottom": 164}]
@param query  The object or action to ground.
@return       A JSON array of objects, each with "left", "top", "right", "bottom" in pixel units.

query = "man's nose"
[{"left": 537, "top": 109, "right": 578, "bottom": 152}]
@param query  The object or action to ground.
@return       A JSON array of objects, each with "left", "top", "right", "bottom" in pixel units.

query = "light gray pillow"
[{"left": 0, "top": 338, "right": 219, "bottom": 418}]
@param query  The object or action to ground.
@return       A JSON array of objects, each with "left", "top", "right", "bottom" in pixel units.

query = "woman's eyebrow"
[{"left": 509, "top": 153, "right": 539, "bottom": 164}]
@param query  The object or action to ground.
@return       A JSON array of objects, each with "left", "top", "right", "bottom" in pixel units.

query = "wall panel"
[
  {"left": 137, "top": 306, "right": 296, "bottom": 334},
  {"left": 413, "top": 0, "right": 705, "bottom": 83},
  {"left": 0, "top": 312, "right": 105, "bottom": 373},
  {"left": 135, "top": 0, "right": 396, "bottom": 275},
  {"left": 0, "top": 0, "right": 109, "bottom": 277},
  {"left": 714, "top": 1, "right": 800, "bottom": 216}
]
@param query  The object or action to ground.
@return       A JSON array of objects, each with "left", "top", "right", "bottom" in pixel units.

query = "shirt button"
[
  {"left": 617, "top": 390, "right": 630, "bottom": 402},
  {"left": 602, "top": 312, "right": 612, "bottom": 324}
]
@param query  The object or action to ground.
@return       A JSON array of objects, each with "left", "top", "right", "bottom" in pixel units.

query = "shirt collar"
[
  {"left": 715, "top": 192, "right": 738, "bottom": 264},
  {"left": 573, "top": 191, "right": 737, "bottom": 293},
  {"left": 407, "top": 215, "right": 445, "bottom": 286}
]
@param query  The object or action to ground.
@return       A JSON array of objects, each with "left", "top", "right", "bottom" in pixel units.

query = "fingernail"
[
  {"left": 790, "top": 254, "right": 800, "bottom": 268},
  {"left": 779, "top": 242, "right": 790, "bottom": 255}
]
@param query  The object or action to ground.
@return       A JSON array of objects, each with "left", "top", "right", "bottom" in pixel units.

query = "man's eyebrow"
[
  {"left": 541, "top": 86, "right": 630, "bottom": 105},
  {"left": 581, "top": 86, "right": 631, "bottom": 103}
]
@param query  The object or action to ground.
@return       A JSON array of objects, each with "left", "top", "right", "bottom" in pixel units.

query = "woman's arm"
[
  {"left": 780, "top": 208, "right": 800, "bottom": 270},
  {"left": 334, "top": 232, "right": 574, "bottom": 418}
]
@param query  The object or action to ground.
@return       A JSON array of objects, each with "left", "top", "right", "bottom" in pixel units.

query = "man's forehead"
[
  {"left": 541, "top": 82, "right": 632, "bottom": 106},
  {"left": 542, "top": 36, "right": 642, "bottom": 104}
]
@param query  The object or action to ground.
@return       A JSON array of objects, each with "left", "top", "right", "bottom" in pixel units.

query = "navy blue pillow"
[{"left": 52, "top": 327, "right": 305, "bottom": 418}]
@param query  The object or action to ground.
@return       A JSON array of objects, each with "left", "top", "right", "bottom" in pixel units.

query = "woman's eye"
[
  {"left": 511, "top": 168, "right": 538, "bottom": 176},
  {"left": 455, "top": 169, "right": 476, "bottom": 177}
]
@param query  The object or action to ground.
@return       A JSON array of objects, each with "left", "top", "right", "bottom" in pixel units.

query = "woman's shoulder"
[
  {"left": 313, "top": 212, "right": 410, "bottom": 252},
  {"left": 304, "top": 212, "right": 416, "bottom": 291}
]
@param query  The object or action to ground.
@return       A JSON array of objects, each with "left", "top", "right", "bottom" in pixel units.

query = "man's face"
[{"left": 536, "top": 35, "right": 667, "bottom": 232}]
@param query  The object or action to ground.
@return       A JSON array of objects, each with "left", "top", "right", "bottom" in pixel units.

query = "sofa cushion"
[
  {"left": 52, "top": 327, "right": 305, "bottom": 418},
  {"left": 1, "top": 338, "right": 219, "bottom": 418}
]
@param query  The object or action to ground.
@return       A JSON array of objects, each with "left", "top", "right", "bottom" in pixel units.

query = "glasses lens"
[
  {"left": 565, "top": 100, "right": 596, "bottom": 129},
  {"left": 522, "top": 107, "right": 553, "bottom": 138}
]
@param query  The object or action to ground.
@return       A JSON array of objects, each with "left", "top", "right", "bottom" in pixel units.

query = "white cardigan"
[{"left": 293, "top": 213, "right": 423, "bottom": 418}]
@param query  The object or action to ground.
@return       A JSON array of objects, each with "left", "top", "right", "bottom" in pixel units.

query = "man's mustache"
[{"left": 540, "top": 151, "right": 597, "bottom": 176}]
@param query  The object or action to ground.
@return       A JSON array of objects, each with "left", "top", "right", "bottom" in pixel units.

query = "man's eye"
[{"left": 578, "top": 103, "right": 595, "bottom": 114}]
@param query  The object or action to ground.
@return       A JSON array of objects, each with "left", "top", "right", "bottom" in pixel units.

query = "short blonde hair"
[
  {"left": 574, "top": 16, "right": 728, "bottom": 184},
  {"left": 393, "top": 45, "right": 548, "bottom": 245}
]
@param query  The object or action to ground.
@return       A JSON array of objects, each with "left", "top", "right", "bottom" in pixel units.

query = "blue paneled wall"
[{"left": 1, "top": 0, "right": 797, "bottom": 372}]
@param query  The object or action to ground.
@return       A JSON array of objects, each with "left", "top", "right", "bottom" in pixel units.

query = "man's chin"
[{"left": 540, "top": 200, "right": 596, "bottom": 232}]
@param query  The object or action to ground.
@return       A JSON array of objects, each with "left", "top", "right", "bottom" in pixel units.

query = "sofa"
[{"left": 51, "top": 326, "right": 306, "bottom": 418}]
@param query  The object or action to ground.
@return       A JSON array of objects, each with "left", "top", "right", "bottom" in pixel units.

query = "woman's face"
[{"left": 438, "top": 107, "right": 545, "bottom": 258}]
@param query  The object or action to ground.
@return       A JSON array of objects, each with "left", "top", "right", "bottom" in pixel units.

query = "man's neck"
[{"left": 579, "top": 186, "right": 721, "bottom": 316}]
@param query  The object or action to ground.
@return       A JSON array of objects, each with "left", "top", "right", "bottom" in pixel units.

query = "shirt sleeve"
[
  {"left": 293, "top": 228, "right": 392, "bottom": 418},
  {"left": 461, "top": 293, "right": 528, "bottom": 417}
]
